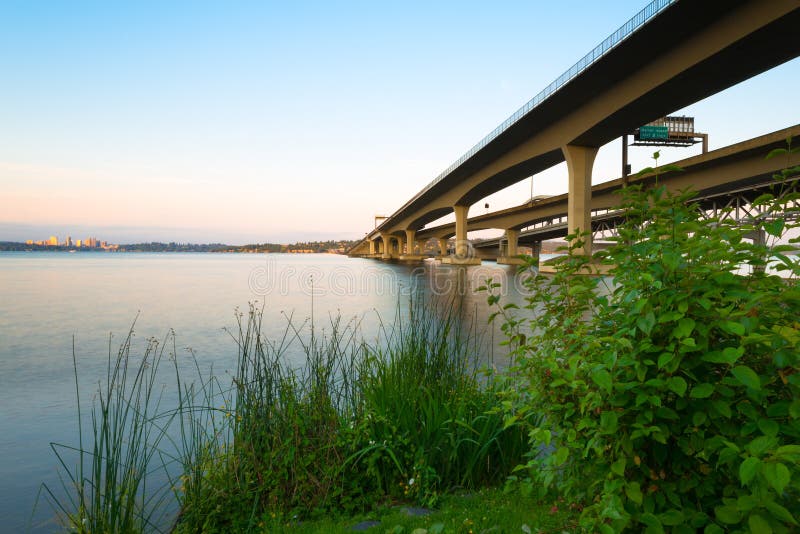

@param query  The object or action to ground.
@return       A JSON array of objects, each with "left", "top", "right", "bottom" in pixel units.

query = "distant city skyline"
[
  {"left": 22, "top": 233, "right": 111, "bottom": 248},
  {"left": 1, "top": 1, "right": 798, "bottom": 244}
]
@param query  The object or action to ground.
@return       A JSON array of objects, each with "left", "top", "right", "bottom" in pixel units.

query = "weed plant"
[
  {"left": 487, "top": 148, "right": 800, "bottom": 532},
  {"left": 42, "top": 297, "right": 531, "bottom": 533},
  {"left": 177, "top": 299, "right": 531, "bottom": 532},
  {"left": 40, "top": 327, "right": 191, "bottom": 533}
]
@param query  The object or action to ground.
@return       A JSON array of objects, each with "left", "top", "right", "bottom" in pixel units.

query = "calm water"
[{"left": 0, "top": 251, "right": 535, "bottom": 532}]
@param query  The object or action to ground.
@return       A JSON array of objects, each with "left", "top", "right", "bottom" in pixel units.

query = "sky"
[{"left": 1, "top": 1, "right": 798, "bottom": 245}]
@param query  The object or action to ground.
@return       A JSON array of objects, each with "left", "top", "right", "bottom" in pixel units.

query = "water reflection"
[{"left": 0, "top": 252, "right": 540, "bottom": 532}]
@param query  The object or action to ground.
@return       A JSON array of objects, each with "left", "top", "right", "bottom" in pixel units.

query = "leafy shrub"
[{"left": 489, "top": 150, "right": 800, "bottom": 533}]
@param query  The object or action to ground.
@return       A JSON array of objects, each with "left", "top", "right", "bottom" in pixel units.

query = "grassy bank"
[{"left": 41, "top": 298, "right": 538, "bottom": 532}]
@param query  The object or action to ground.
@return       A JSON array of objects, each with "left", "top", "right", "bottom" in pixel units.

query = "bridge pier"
[
  {"left": 498, "top": 228, "right": 525, "bottom": 265},
  {"left": 400, "top": 229, "right": 425, "bottom": 261},
  {"left": 437, "top": 238, "right": 448, "bottom": 257},
  {"left": 563, "top": 144, "right": 598, "bottom": 256},
  {"left": 380, "top": 232, "right": 393, "bottom": 260},
  {"left": 446, "top": 205, "right": 481, "bottom": 265}
]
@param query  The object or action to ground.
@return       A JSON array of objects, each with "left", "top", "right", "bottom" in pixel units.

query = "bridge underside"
[{"left": 350, "top": 1, "right": 800, "bottom": 263}]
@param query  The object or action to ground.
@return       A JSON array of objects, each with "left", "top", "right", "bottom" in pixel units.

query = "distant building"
[
  {"left": 65, "top": 236, "right": 73, "bottom": 247},
  {"left": 75, "top": 239, "right": 82, "bottom": 247},
  {"left": 48, "top": 236, "right": 58, "bottom": 246}
]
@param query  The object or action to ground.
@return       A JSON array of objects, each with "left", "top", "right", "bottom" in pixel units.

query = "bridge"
[
  {"left": 416, "top": 124, "right": 800, "bottom": 264},
  {"left": 348, "top": 0, "right": 800, "bottom": 264}
]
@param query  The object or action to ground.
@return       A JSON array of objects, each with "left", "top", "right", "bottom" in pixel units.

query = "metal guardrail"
[{"left": 374, "top": 0, "right": 678, "bottom": 235}]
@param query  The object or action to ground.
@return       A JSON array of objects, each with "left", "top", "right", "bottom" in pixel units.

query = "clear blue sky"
[{"left": 1, "top": 1, "right": 798, "bottom": 244}]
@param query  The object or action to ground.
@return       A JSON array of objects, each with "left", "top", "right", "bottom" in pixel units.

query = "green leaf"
[
  {"left": 503, "top": 414, "right": 520, "bottom": 429},
  {"left": 693, "top": 411, "right": 708, "bottom": 426},
  {"left": 766, "top": 147, "right": 788, "bottom": 159},
  {"left": 667, "top": 376, "right": 687, "bottom": 396},
  {"left": 601, "top": 411, "right": 619, "bottom": 433},
  {"left": 690, "top": 383, "right": 715, "bottom": 398},
  {"left": 775, "top": 445, "right": 800, "bottom": 458},
  {"left": 611, "top": 458, "right": 626, "bottom": 476},
  {"left": 592, "top": 369, "right": 613, "bottom": 393},
  {"left": 764, "top": 500, "right": 798, "bottom": 525},
  {"left": 731, "top": 366, "right": 761, "bottom": 390},
  {"left": 626, "top": 481, "right": 643, "bottom": 504},
  {"left": 739, "top": 457, "right": 761, "bottom": 485},
  {"left": 715, "top": 504, "right": 742, "bottom": 525},
  {"left": 704, "top": 525, "right": 724, "bottom": 534},
  {"left": 758, "top": 419, "right": 779, "bottom": 437},
  {"left": 702, "top": 347, "right": 744, "bottom": 365},
  {"left": 764, "top": 219, "right": 785, "bottom": 238},
  {"left": 640, "top": 513, "right": 664, "bottom": 534},
  {"left": 737, "top": 495, "right": 759, "bottom": 512},
  {"left": 429, "top": 524, "right": 445, "bottom": 534},
  {"left": 763, "top": 462, "right": 791, "bottom": 495},
  {"left": 554, "top": 446, "right": 569, "bottom": 466},
  {"left": 720, "top": 321, "right": 745, "bottom": 336},
  {"left": 658, "top": 352, "right": 676, "bottom": 370},
  {"left": 673, "top": 318, "right": 695, "bottom": 339},
  {"left": 790, "top": 399, "right": 800, "bottom": 419},
  {"left": 712, "top": 400, "right": 732, "bottom": 418},
  {"left": 638, "top": 312, "right": 656, "bottom": 335},
  {"left": 748, "top": 514, "right": 773, "bottom": 534},
  {"left": 747, "top": 436, "right": 778, "bottom": 457},
  {"left": 658, "top": 509, "right": 684, "bottom": 526}
]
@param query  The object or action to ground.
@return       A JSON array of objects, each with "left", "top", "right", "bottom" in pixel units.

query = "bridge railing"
[{"left": 376, "top": 0, "right": 677, "bottom": 234}]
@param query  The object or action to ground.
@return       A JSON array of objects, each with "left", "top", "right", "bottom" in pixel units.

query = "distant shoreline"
[{"left": 0, "top": 240, "right": 357, "bottom": 254}]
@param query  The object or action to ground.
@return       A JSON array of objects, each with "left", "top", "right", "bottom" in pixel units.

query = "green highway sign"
[{"left": 639, "top": 125, "right": 669, "bottom": 140}]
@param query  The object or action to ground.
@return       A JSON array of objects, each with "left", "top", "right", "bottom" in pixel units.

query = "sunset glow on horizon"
[{"left": 2, "top": 1, "right": 798, "bottom": 244}]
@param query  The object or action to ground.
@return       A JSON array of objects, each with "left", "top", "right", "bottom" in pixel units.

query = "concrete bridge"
[
  {"left": 348, "top": 0, "right": 800, "bottom": 264},
  {"left": 416, "top": 124, "right": 800, "bottom": 264}
]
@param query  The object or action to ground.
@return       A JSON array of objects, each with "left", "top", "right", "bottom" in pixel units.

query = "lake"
[{"left": 0, "top": 251, "right": 536, "bottom": 532}]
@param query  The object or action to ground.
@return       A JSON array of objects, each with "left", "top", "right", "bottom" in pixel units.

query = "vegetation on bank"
[
  {"left": 0, "top": 239, "right": 358, "bottom": 253},
  {"left": 260, "top": 487, "right": 579, "bottom": 533},
  {"left": 39, "top": 149, "right": 799, "bottom": 533},
  {"left": 484, "top": 150, "right": 800, "bottom": 533},
  {"left": 224, "top": 239, "right": 359, "bottom": 253},
  {"left": 40, "top": 299, "right": 538, "bottom": 533}
]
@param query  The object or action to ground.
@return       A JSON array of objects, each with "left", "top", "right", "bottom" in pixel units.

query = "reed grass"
[
  {"left": 40, "top": 325, "right": 188, "bottom": 533},
  {"left": 40, "top": 296, "right": 532, "bottom": 533}
]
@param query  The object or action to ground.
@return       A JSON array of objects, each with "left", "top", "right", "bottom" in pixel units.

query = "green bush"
[
  {"left": 175, "top": 298, "right": 530, "bottom": 532},
  {"left": 489, "top": 151, "right": 800, "bottom": 533}
]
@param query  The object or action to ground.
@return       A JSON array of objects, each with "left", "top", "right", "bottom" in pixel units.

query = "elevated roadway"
[
  {"left": 416, "top": 124, "right": 800, "bottom": 262},
  {"left": 350, "top": 0, "right": 800, "bottom": 263}
]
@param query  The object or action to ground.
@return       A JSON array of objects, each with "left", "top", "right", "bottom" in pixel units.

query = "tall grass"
[
  {"left": 41, "top": 296, "right": 532, "bottom": 532},
  {"left": 40, "top": 326, "right": 189, "bottom": 533}
]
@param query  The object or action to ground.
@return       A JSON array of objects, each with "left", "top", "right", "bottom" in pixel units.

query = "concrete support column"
[
  {"left": 397, "top": 235, "right": 405, "bottom": 256},
  {"left": 453, "top": 205, "right": 470, "bottom": 259},
  {"left": 531, "top": 241, "right": 541, "bottom": 260},
  {"left": 498, "top": 228, "right": 524, "bottom": 265},
  {"left": 380, "top": 232, "right": 392, "bottom": 259},
  {"left": 506, "top": 228, "right": 519, "bottom": 257},
  {"left": 405, "top": 229, "right": 416, "bottom": 255},
  {"left": 438, "top": 238, "right": 448, "bottom": 256},
  {"left": 746, "top": 228, "right": 767, "bottom": 274},
  {"left": 369, "top": 239, "right": 376, "bottom": 255},
  {"left": 563, "top": 144, "right": 599, "bottom": 256}
]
